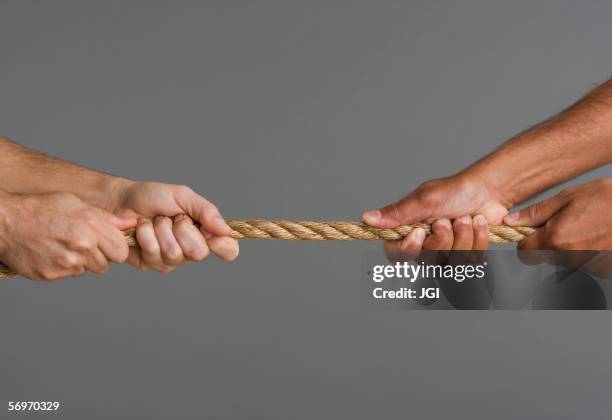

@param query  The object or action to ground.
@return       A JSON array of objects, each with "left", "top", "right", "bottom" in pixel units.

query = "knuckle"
[
  {"left": 164, "top": 247, "right": 184, "bottom": 264},
  {"left": 415, "top": 189, "right": 439, "bottom": 207},
  {"left": 57, "top": 253, "right": 79, "bottom": 269},
  {"left": 418, "top": 179, "right": 438, "bottom": 191},
  {"left": 70, "top": 235, "right": 95, "bottom": 252}
]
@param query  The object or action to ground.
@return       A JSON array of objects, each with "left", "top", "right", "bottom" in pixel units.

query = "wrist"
[
  {"left": 100, "top": 176, "right": 136, "bottom": 213},
  {"left": 461, "top": 133, "right": 559, "bottom": 208},
  {"left": 459, "top": 160, "right": 517, "bottom": 209}
]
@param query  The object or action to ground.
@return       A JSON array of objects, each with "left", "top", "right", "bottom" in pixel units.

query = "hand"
[
  {"left": 363, "top": 173, "right": 508, "bottom": 251},
  {"left": 382, "top": 216, "right": 490, "bottom": 258},
  {"left": 110, "top": 180, "right": 239, "bottom": 273},
  {"left": 0, "top": 192, "right": 136, "bottom": 281},
  {"left": 505, "top": 178, "right": 612, "bottom": 250}
]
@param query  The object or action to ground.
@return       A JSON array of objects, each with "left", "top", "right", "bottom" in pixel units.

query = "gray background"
[{"left": 1, "top": 1, "right": 611, "bottom": 419}]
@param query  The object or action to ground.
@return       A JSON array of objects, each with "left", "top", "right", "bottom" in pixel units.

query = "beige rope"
[{"left": 0, "top": 220, "right": 534, "bottom": 278}]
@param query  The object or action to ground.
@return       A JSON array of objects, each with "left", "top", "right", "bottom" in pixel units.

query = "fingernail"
[
  {"left": 458, "top": 215, "right": 471, "bottom": 224},
  {"left": 363, "top": 209, "right": 381, "bottom": 221},
  {"left": 413, "top": 228, "right": 426, "bottom": 244},
  {"left": 474, "top": 215, "right": 487, "bottom": 225},
  {"left": 505, "top": 212, "right": 519, "bottom": 222}
]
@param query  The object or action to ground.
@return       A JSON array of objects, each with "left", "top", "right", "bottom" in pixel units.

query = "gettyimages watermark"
[
  {"left": 362, "top": 250, "right": 612, "bottom": 310},
  {"left": 371, "top": 260, "right": 487, "bottom": 300}
]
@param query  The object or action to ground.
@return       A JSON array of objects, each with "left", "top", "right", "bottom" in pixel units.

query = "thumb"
[
  {"left": 363, "top": 192, "right": 429, "bottom": 228},
  {"left": 107, "top": 213, "right": 138, "bottom": 230},
  {"left": 504, "top": 195, "right": 565, "bottom": 227}
]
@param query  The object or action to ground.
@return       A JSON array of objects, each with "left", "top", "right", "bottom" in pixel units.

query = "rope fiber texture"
[{"left": 0, "top": 220, "right": 534, "bottom": 278}]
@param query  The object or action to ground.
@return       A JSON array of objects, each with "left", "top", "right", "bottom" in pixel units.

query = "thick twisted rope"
[
  {"left": 0, "top": 220, "right": 534, "bottom": 278},
  {"left": 226, "top": 220, "right": 534, "bottom": 242}
]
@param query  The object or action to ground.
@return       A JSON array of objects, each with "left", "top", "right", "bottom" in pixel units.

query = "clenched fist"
[
  {"left": 0, "top": 192, "right": 136, "bottom": 280},
  {"left": 108, "top": 180, "right": 239, "bottom": 273},
  {"left": 363, "top": 173, "right": 509, "bottom": 252}
]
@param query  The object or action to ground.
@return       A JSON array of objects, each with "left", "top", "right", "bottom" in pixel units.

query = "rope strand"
[{"left": 0, "top": 220, "right": 534, "bottom": 278}]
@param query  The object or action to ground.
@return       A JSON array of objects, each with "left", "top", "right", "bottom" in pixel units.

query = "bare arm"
[
  {"left": 0, "top": 137, "right": 239, "bottom": 278},
  {"left": 0, "top": 138, "right": 121, "bottom": 210},
  {"left": 364, "top": 78, "right": 612, "bottom": 252},
  {"left": 468, "top": 78, "right": 612, "bottom": 208}
]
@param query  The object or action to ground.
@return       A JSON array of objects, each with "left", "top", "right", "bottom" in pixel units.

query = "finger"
[
  {"left": 45, "top": 267, "right": 85, "bottom": 281},
  {"left": 89, "top": 208, "right": 133, "bottom": 263},
  {"left": 384, "top": 228, "right": 426, "bottom": 262},
  {"left": 154, "top": 216, "right": 186, "bottom": 266},
  {"left": 451, "top": 216, "right": 474, "bottom": 250},
  {"left": 45, "top": 258, "right": 86, "bottom": 280},
  {"left": 69, "top": 266, "right": 87, "bottom": 278},
  {"left": 136, "top": 218, "right": 173, "bottom": 272},
  {"left": 206, "top": 235, "right": 240, "bottom": 261},
  {"left": 472, "top": 214, "right": 489, "bottom": 251},
  {"left": 517, "top": 226, "right": 549, "bottom": 251},
  {"left": 176, "top": 189, "right": 232, "bottom": 237},
  {"left": 383, "top": 240, "right": 403, "bottom": 262},
  {"left": 107, "top": 214, "right": 138, "bottom": 230},
  {"left": 126, "top": 248, "right": 149, "bottom": 271},
  {"left": 516, "top": 239, "right": 550, "bottom": 265},
  {"left": 125, "top": 247, "right": 173, "bottom": 273},
  {"left": 97, "top": 232, "right": 130, "bottom": 264},
  {"left": 504, "top": 195, "right": 566, "bottom": 227},
  {"left": 49, "top": 254, "right": 87, "bottom": 279},
  {"left": 85, "top": 248, "right": 111, "bottom": 274},
  {"left": 96, "top": 224, "right": 131, "bottom": 265},
  {"left": 423, "top": 219, "right": 453, "bottom": 251},
  {"left": 173, "top": 214, "right": 210, "bottom": 262},
  {"left": 363, "top": 192, "right": 430, "bottom": 228}
]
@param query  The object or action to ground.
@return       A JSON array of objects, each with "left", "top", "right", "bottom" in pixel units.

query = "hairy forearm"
[
  {"left": 0, "top": 137, "right": 127, "bottom": 209},
  {"left": 464, "top": 78, "right": 612, "bottom": 207}
]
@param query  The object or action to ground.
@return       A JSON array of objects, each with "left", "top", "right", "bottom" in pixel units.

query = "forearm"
[
  {"left": 464, "top": 79, "right": 612, "bottom": 207},
  {"left": 0, "top": 137, "right": 127, "bottom": 210},
  {"left": 0, "top": 189, "right": 15, "bottom": 255}
]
